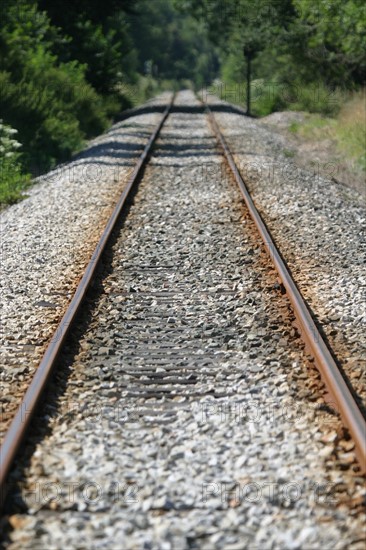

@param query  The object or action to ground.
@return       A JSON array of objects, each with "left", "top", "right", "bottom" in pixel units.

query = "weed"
[{"left": 0, "top": 120, "right": 30, "bottom": 206}]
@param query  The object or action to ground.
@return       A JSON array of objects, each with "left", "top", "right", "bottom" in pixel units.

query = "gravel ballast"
[
  {"left": 0, "top": 93, "right": 173, "bottom": 442},
  {"left": 204, "top": 93, "right": 366, "bottom": 412},
  {"left": 3, "top": 91, "right": 365, "bottom": 549}
]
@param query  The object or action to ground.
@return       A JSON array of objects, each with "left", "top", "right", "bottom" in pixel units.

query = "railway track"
[{"left": 1, "top": 91, "right": 365, "bottom": 548}]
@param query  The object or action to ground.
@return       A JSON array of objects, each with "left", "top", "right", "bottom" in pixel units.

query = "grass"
[
  {"left": 283, "top": 149, "right": 295, "bottom": 158},
  {"left": 0, "top": 158, "right": 31, "bottom": 206},
  {"left": 219, "top": 79, "right": 347, "bottom": 118},
  {"left": 0, "top": 121, "right": 31, "bottom": 207},
  {"left": 291, "top": 115, "right": 336, "bottom": 139},
  {"left": 337, "top": 93, "right": 366, "bottom": 171},
  {"left": 290, "top": 91, "right": 366, "bottom": 172},
  {"left": 289, "top": 121, "right": 300, "bottom": 134}
]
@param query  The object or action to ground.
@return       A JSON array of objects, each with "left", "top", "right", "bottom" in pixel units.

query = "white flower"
[{"left": 0, "top": 121, "right": 23, "bottom": 159}]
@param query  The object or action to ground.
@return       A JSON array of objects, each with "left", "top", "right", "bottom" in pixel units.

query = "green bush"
[
  {"left": 0, "top": 120, "right": 30, "bottom": 205},
  {"left": 220, "top": 78, "right": 346, "bottom": 117},
  {"left": 0, "top": 62, "right": 111, "bottom": 173},
  {"left": 250, "top": 80, "right": 288, "bottom": 116},
  {"left": 288, "top": 82, "right": 344, "bottom": 116},
  {"left": 0, "top": 3, "right": 113, "bottom": 174}
]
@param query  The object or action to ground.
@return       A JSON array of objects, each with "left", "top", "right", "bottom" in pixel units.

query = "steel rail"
[
  {"left": 206, "top": 105, "right": 366, "bottom": 472},
  {"left": 0, "top": 94, "right": 175, "bottom": 508}
]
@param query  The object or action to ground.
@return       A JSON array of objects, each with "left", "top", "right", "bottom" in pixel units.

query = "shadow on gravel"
[
  {"left": 69, "top": 105, "right": 248, "bottom": 165},
  {"left": 114, "top": 103, "right": 249, "bottom": 122},
  {"left": 74, "top": 140, "right": 145, "bottom": 161}
]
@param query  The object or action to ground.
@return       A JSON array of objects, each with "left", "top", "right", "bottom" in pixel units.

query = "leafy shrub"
[
  {"left": 0, "top": 63, "right": 112, "bottom": 173},
  {"left": 0, "top": 3, "right": 112, "bottom": 174},
  {"left": 288, "top": 82, "right": 345, "bottom": 116},
  {"left": 0, "top": 120, "right": 30, "bottom": 205},
  {"left": 219, "top": 78, "right": 347, "bottom": 118}
]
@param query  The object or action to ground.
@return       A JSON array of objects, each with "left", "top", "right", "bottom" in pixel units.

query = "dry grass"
[
  {"left": 337, "top": 92, "right": 365, "bottom": 170},
  {"left": 286, "top": 91, "right": 365, "bottom": 193}
]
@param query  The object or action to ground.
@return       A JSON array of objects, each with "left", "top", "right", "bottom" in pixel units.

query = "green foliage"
[
  {"left": 294, "top": 0, "right": 366, "bottom": 84},
  {"left": 287, "top": 84, "right": 345, "bottom": 116},
  {"left": 183, "top": 0, "right": 365, "bottom": 116},
  {"left": 336, "top": 92, "right": 366, "bottom": 171},
  {"left": 289, "top": 122, "right": 300, "bottom": 134},
  {"left": 43, "top": 8, "right": 138, "bottom": 98},
  {"left": 0, "top": 119, "right": 30, "bottom": 205},
  {"left": 130, "top": 0, "right": 219, "bottom": 88},
  {"left": 0, "top": 0, "right": 219, "bottom": 197},
  {"left": 250, "top": 80, "right": 288, "bottom": 116},
  {"left": 3, "top": 0, "right": 361, "bottom": 210},
  {"left": 225, "top": 80, "right": 346, "bottom": 117},
  {"left": 286, "top": 91, "right": 366, "bottom": 174},
  {"left": 0, "top": 1, "right": 113, "bottom": 173}
]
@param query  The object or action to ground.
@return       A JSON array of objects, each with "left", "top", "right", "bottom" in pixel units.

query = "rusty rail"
[
  {"left": 206, "top": 105, "right": 366, "bottom": 472},
  {"left": 0, "top": 94, "right": 175, "bottom": 508}
]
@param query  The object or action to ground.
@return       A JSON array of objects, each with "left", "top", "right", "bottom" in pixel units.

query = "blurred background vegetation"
[{"left": 0, "top": 0, "right": 365, "bottom": 203}]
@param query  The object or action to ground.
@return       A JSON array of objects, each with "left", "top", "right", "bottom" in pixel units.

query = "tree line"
[
  {"left": 0, "top": 0, "right": 218, "bottom": 192},
  {"left": 0, "top": 0, "right": 364, "bottom": 203},
  {"left": 180, "top": 0, "right": 365, "bottom": 115}
]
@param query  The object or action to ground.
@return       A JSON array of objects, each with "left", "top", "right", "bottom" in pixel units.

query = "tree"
[
  {"left": 0, "top": 0, "right": 108, "bottom": 171},
  {"left": 294, "top": 0, "right": 366, "bottom": 85},
  {"left": 130, "top": 0, "right": 219, "bottom": 86}
]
